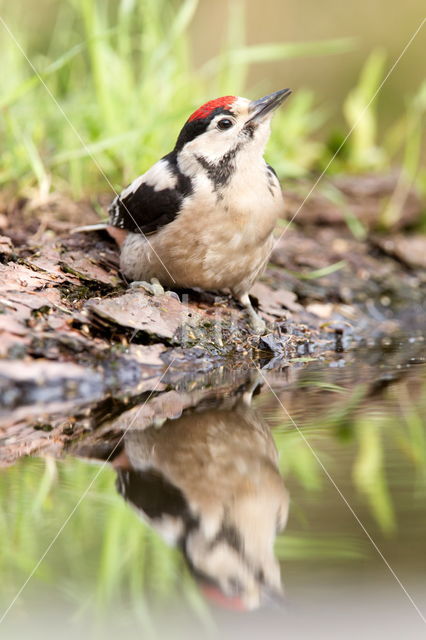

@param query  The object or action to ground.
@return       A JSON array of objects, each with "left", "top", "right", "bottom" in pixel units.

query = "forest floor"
[{"left": 1, "top": 171, "right": 425, "bottom": 465}]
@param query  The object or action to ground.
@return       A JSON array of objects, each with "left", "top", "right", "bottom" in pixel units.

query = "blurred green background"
[{"left": 0, "top": 0, "right": 425, "bottom": 206}]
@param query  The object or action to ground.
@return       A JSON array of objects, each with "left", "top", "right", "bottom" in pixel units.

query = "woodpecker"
[
  {"left": 113, "top": 381, "right": 289, "bottom": 610},
  {"left": 78, "top": 89, "right": 291, "bottom": 333}
]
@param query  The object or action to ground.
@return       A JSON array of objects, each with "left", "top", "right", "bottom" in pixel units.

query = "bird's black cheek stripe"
[
  {"left": 196, "top": 144, "right": 241, "bottom": 189},
  {"left": 208, "top": 522, "right": 245, "bottom": 555}
]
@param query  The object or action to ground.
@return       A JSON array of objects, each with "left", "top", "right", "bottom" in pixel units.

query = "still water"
[{"left": 1, "top": 333, "right": 425, "bottom": 639}]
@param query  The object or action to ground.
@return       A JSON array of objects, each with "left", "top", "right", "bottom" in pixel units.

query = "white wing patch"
[
  {"left": 119, "top": 159, "right": 178, "bottom": 201},
  {"left": 143, "top": 160, "right": 178, "bottom": 191}
]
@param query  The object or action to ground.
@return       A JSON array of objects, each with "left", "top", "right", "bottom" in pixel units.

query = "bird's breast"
[
  {"left": 130, "top": 166, "right": 283, "bottom": 291},
  {"left": 220, "top": 169, "right": 283, "bottom": 246}
]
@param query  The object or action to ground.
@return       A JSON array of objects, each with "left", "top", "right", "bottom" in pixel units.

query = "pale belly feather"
[{"left": 120, "top": 171, "right": 283, "bottom": 295}]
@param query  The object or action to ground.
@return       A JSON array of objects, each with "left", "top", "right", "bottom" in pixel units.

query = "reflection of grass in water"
[
  {"left": 1, "top": 447, "right": 375, "bottom": 627},
  {"left": 273, "top": 376, "right": 426, "bottom": 535},
  {"left": 276, "top": 534, "right": 367, "bottom": 560},
  {"left": 0, "top": 458, "right": 208, "bottom": 632},
  {"left": 1, "top": 379, "right": 425, "bottom": 626}
]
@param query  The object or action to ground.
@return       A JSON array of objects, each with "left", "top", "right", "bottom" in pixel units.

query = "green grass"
[
  {"left": 1, "top": 0, "right": 424, "bottom": 228},
  {"left": 0, "top": 0, "right": 349, "bottom": 196}
]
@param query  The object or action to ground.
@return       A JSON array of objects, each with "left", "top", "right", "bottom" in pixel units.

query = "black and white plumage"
[
  {"left": 107, "top": 100, "right": 238, "bottom": 235},
  {"left": 108, "top": 152, "right": 193, "bottom": 234},
  {"left": 80, "top": 89, "right": 292, "bottom": 333},
  {"left": 114, "top": 383, "right": 289, "bottom": 610}
]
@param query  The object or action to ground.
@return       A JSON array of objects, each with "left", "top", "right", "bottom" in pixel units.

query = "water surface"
[{"left": 1, "top": 333, "right": 425, "bottom": 639}]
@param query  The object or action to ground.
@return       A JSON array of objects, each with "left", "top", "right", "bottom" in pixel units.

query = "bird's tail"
[
  {"left": 72, "top": 222, "right": 109, "bottom": 233},
  {"left": 72, "top": 222, "right": 128, "bottom": 247}
]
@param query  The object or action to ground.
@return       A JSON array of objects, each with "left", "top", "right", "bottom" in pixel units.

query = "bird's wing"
[{"left": 108, "top": 153, "right": 192, "bottom": 235}]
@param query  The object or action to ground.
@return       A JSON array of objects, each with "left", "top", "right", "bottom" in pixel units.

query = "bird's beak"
[
  {"left": 261, "top": 584, "right": 286, "bottom": 609},
  {"left": 247, "top": 88, "right": 292, "bottom": 122}
]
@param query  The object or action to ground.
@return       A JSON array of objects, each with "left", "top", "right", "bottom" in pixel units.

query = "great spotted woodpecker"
[{"left": 79, "top": 89, "right": 291, "bottom": 333}]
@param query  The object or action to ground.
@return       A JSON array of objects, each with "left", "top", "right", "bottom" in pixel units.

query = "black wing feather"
[{"left": 108, "top": 152, "right": 193, "bottom": 235}]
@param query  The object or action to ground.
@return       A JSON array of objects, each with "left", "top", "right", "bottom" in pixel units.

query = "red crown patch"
[{"left": 188, "top": 96, "right": 236, "bottom": 122}]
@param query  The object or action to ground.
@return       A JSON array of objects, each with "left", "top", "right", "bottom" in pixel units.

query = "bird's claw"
[
  {"left": 237, "top": 293, "right": 268, "bottom": 334},
  {"left": 249, "top": 314, "right": 267, "bottom": 335},
  {"left": 130, "top": 279, "right": 181, "bottom": 300},
  {"left": 130, "top": 278, "right": 165, "bottom": 296}
]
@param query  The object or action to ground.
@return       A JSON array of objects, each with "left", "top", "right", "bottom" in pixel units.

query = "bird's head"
[{"left": 174, "top": 89, "right": 291, "bottom": 170}]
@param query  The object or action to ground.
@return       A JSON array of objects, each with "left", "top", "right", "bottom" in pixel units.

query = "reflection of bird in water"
[{"left": 113, "top": 381, "right": 289, "bottom": 611}]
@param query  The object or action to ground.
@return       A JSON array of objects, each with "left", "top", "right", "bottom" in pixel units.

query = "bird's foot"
[
  {"left": 130, "top": 278, "right": 174, "bottom": 297},
  {"left": 248, "top": 310, "right": 267, "bottom": 335},
  {"left": 130, "top": 278, "right": 165, "bottom": 295},
  {"left": 237, "top": 292, "right": 267, "bottom": 335}
]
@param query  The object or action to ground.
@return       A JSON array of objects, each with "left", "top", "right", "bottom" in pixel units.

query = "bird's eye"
[{"left": 217, "top": 118, "right": 234, "bottom": 130}]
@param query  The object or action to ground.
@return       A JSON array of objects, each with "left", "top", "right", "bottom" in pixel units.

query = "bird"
[
  {"left": 77, "top": 89, "right": 291, "bottom": 333},
  {"left": 113, "top": 376, "right": 289, "bottom": 611}
]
